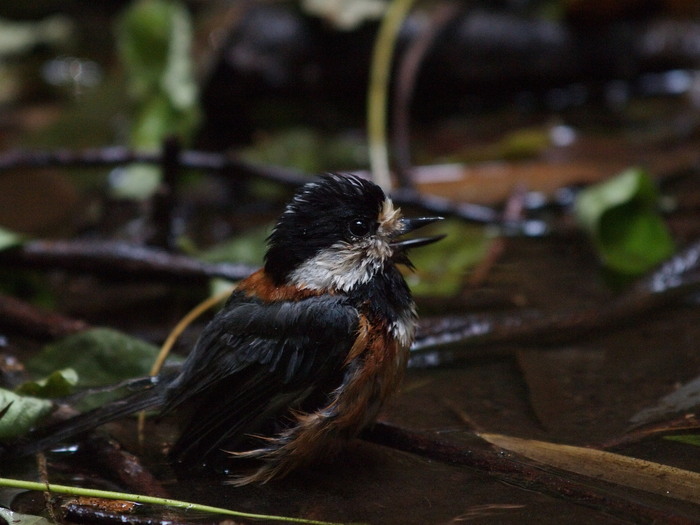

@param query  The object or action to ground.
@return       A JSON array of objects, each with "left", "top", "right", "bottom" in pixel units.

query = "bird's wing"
[{"left": 162, "top": 292, "right": 360, "bottom": 464}]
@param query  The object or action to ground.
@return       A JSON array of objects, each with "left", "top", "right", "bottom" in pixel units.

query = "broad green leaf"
[
  {"left": 404, "top": 220, "right": 490, "bottom": 297},
  {"left": 0, "top": 508, "right": 54, "bottom": 525},
  {"left": 16, "top": 368, "right": 78, "bottom": 398},
  {"left": 0, "top": 225, "right": 24, "bottom": 250},
  {"left": 574, "top": 167, "right": 674, "bottom": 275},
  {"left": 27, "top": 328, "right": 161, "bottom": 388},
  {"left": 0, "top": 389, "right": 51, "bottom": 439}
]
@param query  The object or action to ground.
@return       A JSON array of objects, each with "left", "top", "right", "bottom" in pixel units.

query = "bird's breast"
[{"left": 331, "top": 316, "right": 409, "bottom": 433}]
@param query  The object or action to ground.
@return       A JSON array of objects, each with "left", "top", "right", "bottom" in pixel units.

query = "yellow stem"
[{"left": 367, "top": 0, "right": 418, "bottom": 191}]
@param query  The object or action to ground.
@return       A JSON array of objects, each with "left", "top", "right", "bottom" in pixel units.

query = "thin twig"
[
  {"left": 0, "top": 146, "right": 310, "bottom": 187},
  {"left": 0, "top": 146, "right": 505, "bottom": 225}
]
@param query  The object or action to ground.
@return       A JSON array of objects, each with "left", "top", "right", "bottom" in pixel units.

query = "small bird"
[{"left": 11, "top": 173, "right": 443, "bottom": 484}]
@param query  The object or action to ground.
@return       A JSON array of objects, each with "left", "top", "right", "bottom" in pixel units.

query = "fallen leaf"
[
  {"left": 0, "top": 388, "right": 52, "bottom": 439},
  {"left": 478, "top": 432, "right": 700, "bottom": 505}
]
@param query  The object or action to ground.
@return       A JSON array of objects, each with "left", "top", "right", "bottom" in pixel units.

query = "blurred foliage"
[
  {"left": 16, "top": 368, "right": 78, "bottom": 398},
  {"left": 197, "top": 224, "right": 270, "bottom": 266},
  {"left": 447, "top": 126, "right": 552, "bottom": 163},
  {"left": 575, "top": 167, "right": 675, "bottom": 276},
  {"left": 404, "top": 220, "right": 491, "bottom": 297},
  {"left": 111, "top": 0, "right": 200, "bottom": 199},
  {"left": 241, "top": 127, "right": 369, "bottom": 173},
  {"left": 0, "top": 226, "right": 24, "bottom": 250},
  {"left": 0, "top": 16, "right": 73, "bottom": 57}
]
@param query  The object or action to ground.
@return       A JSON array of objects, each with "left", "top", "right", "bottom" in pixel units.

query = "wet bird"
[{"left": 10, "top": 173, "right": 443, "bottom": 484}]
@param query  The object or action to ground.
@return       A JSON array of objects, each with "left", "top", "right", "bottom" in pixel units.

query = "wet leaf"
[
  {"left": 27, "top": 328, "right": 160, "bottom": 388},
  {"left": 665, "top": 435, "right": 700, "bottom": 447},
  {"left": 0, "top": 508, "right": 53, "bottom": 525},
  {"left": 574, "top": 167, "right": 675, "bottom": 275},
  {"left": 404, "top": 219, "right": 491, "bottom": 297},
  {"left": 630, "top": 374, "right": 700, "bottom": 426},
  {"left": 0, "top": 389, "right": 52, "bottom": 439},
  {"left": 0, "top": 226, "right": 23, "bottom": 251},
  {"left": 479, "top": 432, "right": 700, "bottom": 505},
  {"left": 16, "top": 368, "right": 78, "bottom": 398}
]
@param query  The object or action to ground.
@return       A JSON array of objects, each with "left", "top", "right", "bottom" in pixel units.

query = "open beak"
[{"left": 390, "top": 216, "right": 445, "bottom": 251}]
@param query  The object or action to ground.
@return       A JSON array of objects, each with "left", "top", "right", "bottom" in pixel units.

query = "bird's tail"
[{"left": 4, "top": 376, "right": 169, "bottom": 458}]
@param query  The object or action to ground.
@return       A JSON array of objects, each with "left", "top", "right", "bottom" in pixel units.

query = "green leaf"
[
  {"left": 16, "top": 368, "right": 78, "bottom": 398},
  {"left": 574, "top": 167, "right": 675, "bottom": 275},
  {"left": 113, "top": 0, "right": 200, "bottom": 200},
  {"left": 0, "top": 389, "right": 52, "bottom": 439},
  {"left": 404, "top": 220, "right": 491, "bottom": 297},
  {"left": 118, "top": 0, "right": 177, "bottom": 98},
  {"left": 27, "top": 328, "right": 161, "bottom": 388},
  {"left": 118, "top": 0, "right": 198, "bottom": 110},
  {"left": 0, "top": 508, "right": 54, "bottom": 525},
  {"left": 0, "top": 225, "right": 24, "bottom": 250},
  {"left": 664, "top": 435, "right": 700, "bottom": 447}
]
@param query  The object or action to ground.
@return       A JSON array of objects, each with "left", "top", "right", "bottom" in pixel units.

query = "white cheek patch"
[
  {"left": 288, "top": 198, "right": 405, "bottom": 294},
  {"left": 288, "top": 241, "right": 386, "bottom": 293}
]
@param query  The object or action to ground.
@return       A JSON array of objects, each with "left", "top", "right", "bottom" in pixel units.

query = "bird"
[{"left": 9, "top": 173, "right": 443, "bottom": 484}]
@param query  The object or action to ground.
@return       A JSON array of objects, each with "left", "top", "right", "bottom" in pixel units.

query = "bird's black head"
[{"left": 265, "top": 173, "right": 442, "bottom": 292}]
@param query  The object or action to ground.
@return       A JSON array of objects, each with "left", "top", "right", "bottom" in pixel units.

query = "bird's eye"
[{"left": 348, "top": 218, "right": 372, "bottom": 238}]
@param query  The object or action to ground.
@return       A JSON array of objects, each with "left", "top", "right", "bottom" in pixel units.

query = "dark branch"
[
  {"left": 0, "top": 146, "right": 309, "bottom": 188},
  {"left": 0, "top": 240, "right": 256, "bottom": 284},
  {"left": 0, "top": 146, "right": 506, "bottom": 225}
]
